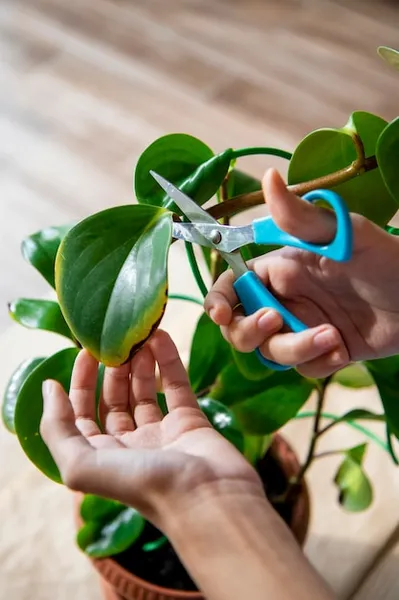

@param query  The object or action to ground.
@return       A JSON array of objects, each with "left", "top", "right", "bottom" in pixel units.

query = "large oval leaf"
[
  {"left": 2, "top": 357, "right": 45, "bottom": 433},
  {"left": 80, "top": 494, "right": 125, "bottom": 523},
  {"left": 211, "top": 362, "right": 314, "bottom": 434},
  {"left": 288, "top": 111, "right": 396, "bottom": 226},
  {"left": 8, "top": 299, "right": 74, "bottom": 341},
  {"left": 134, "top": 133, "right": 231, "bottom": 213},
  {"left": 334, "top": 444, "right": 373, "bottom": 512},
  {"left": 55, "top": 205, "right": 172, "bottom": 366},
  {"left": 198, "top": 397, "right": 244, "bottom": 452},
  {"left": 378, "top": 46, "right": 399, "bottom": 71},
  {"left": 332, "top": 363, "right": 374, "bottom": 388},
  {"left": 14, "top": 348, "right": 80, "bottom": 482},
  {"left": 188, "top": 313, "right": 232, "bottom": 393},
  {"left": 21, "top": 224, "right": 75, "bottom": 288},
  {"left": 365, "top": 356, "right": 399, "bottom": 440},
  {"left": 77, "top": 506, "right": 145, "bottom": 558},
  {"left": 376, "top": 118, "right": 399, "bottom": 205},
  {"left": 232, "top": 378, "right": 314, "bottom": 435}
]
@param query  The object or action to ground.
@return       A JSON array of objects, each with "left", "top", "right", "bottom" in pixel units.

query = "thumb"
[{"left": 262, "top": 168, "right": 337, "bottom": 244}]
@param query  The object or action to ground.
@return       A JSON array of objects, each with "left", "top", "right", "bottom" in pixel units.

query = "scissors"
[{"left": 150, "top": 170, "right": 353, "bottom": 371}]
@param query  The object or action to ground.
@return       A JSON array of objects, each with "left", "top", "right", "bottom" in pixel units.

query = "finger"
[
  {"left": 259, "top": 324, "right": 348, "bottom": 367},
  {"left": 221, "top": 308, "right": 283, "bottom": 352},
  {"left": 101, "top": 361, "right": 135, "bottom": 436},
  {"left": 69, "top": 350, "right": 101, "bottom": 438},
  {"left": 297, "top": 349, "right": 350, "bottom": 379},
  {"left": 204, "top": 269, "right": 237, "bottom": 326},
  {"left": 263, "top": 168, "right": 337, "bottom": 243},
  {"left": 40, "top": 379, "right": 94, "bottom": 487},
  {"left": 148, "top": 330, "right": 198, "bottom": 411},
  {"left": 130, "top": 345, "right": 162, "bottom": 427}
]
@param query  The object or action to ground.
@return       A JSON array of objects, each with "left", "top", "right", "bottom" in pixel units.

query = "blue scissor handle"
[
  {"left": 252, "top": 189, "right": 353, "bottom": 262},
  {"left": 234, "top": 189, "right": 353, "bottom": 371}
]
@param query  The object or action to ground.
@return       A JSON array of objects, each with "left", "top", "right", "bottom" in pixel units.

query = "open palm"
[{"left": 40, "top": 330, "right": 260, "bottom": 525}]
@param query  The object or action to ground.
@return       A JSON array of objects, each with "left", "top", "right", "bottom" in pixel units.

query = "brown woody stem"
[{"left": 207, "top": 155, "right": 377, "bottom": 221}]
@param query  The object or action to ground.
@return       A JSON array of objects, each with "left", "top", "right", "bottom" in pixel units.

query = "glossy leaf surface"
[
  {"left": 198, "top": 397, "right": 244, "bottom": 452},
  {"left": 80, "top": 494, "right": 125, "bottom": 523},
  {"left": 77, "top": 507, "right": 145, "bottom": 558},
  {"left": 188, "top": 312, "right": 232, "bottom": 393},
  {"left": 365, "top": 356, "right": 399, "bottom": 439},
  {"left": 211, "top": 364, "right": 314, "bottom": 434},
  {"left": 332, "top": 363, "right": 374, "bottom": 388},
  {"left": 14, "top": 348, "right": 80, "bottom": 482},
  {"left": 135, "top": 133, "right": 231, "bottom": 213},
  {"left": 2, "top": 357, "right": 45, "bottom": 433},
  {"left": 8, "top": 299, "right": 74, "bottom": 341},
  {"left": 378, "top": 46, "right": 399, "bottom": 71},
  {"left": 288, "top": 111, "right": 395, "bottom": 226},
  {"left": 21, "top": 224, "right": 74, "bottom": 288},
  {"left": 56, "top": 205, "right": 172, "bottom": 366},
  {"left": 376, "top": 118, "right": 399, "bottom": 205},
  {"left": 334, "top": 444, "right": 373, "bottom": 512}
]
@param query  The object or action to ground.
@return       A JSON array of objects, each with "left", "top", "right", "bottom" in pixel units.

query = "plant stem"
[
  {"left": 210, "top": 178, "right": 229, "bottom": 283},
  {"left": 207, "top": 156, "right": 378, "bottom": 221},
  {"left": 185, "top": 241, "right": 208, "bottom": 298},
  {"left": 295, "top": 411, "right": 389, "bottom": 453},
  {"left": 231, "top": 147, "right": 292, "bottom": 160},
  {"left": 312, "top": 449, "right": 345, "bottom": 460},
  {"left": 169, "top": 293, "right": 203, "bottom": 306},
  {"left": 292, "top": 379, "right": 330, "bottom": 487}
]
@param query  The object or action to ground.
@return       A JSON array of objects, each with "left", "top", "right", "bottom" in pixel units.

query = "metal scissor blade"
[
  {"left": 173, "top": 222, "right": 254, "bottom": 253},
  {"left": 172, "top": 222, "right": 216, "bottom": 248},
  {"left": 150, "top": 171, "right": 218, "bottom": 226}
]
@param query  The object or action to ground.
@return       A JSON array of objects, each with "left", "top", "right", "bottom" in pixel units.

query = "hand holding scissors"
[{"left": 151, "top": 170, "right": 353, "bottom": 371}]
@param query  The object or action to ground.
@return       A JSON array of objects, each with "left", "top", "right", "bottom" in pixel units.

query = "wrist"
[{"left": 159, "top": 480, "right": 334, "bottom": 600}]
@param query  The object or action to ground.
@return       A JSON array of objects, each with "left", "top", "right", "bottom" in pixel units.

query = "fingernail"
[
  {"left": 313, "top": 329, "right": 338, "bottom": 351},
  {"left": 329, "top": 350, "right": 345, "bottom": 366},
  {"left": 258, "top": 310, "right": 281, "bottom": 331},
  {"left": 209, "top": 308, "right": 217, "bottom": 322},
  {"left": 42, "top": 380, "right": 53, "bottom": 400}
]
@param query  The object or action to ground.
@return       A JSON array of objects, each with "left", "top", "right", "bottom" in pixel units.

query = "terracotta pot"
[{"left": 74, "top": 434, "right": 310, "bottom": 600}]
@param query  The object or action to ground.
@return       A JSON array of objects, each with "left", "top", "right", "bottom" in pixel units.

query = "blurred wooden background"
[{"left": 2, "top": 1, "right": 399, "bottom": 598}]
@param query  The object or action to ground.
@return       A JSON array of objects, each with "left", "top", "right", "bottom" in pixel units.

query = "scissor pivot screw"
[{"left": 209, "top": 229, "right": 222, "bottom": 245}]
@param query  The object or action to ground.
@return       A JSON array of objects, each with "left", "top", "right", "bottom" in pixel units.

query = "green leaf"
[
  {"left": 134, "top": 133, "right": 231, "bottom": 212},
  {"left": 2, "top": 358, "right": 45, "bottom": 433},
  {"left": 227, "top": 169, "right": 261, "bottom": 197},
  {"left": 386, "top": 422, "right": 399, "bottom": 466},
  {"left": 378, "top": 46, "right": 399, "bottom": 71},
  {"left": 198, "top": 397, "right": 244, "bottom": 452},
  {"left": 77, "top": 507, "right": 145, "bottom": 558},
  {"left": 8, "top": 299, "right": 74, "bottom": 341},
  {"left": 365, "top": 356, "right": 399, "bottom": 439},
  {"left": 332, "top": 363, "right": 374, "bottom": 388},
  {"left": 334, "top": 444, "right": 373, "bottom": 512},
  {"left": 21, "top": 224, "right": 75, "bottom": 288},
  {"left": 14, "top": 348, "right": 80, "bottom": 483},
  {"left": 156, "top": 392, "right": 168, "bottom": 417},
  {"left": 376, "top": 118, "right": 399, "bottom": 205},
  {"left": 231, "top": 348, "right": 276, "bottom": 382},
  {"left": 142, "top": 535, "right": 168, "bottom": 552},
  {"left": 337, "top": 408, "right": 385, "bottom": 423},
  {"left": 188, "top": 312, "right": 232, "bottom": 393},
  {"left": 232, "top": 377, "right": 314, "bottom": 435},
  {"left": 55, "top": 205, "right": 172, "bottom": 367},
  {"left": 243, "top": 434, "right": 272, "bottom": 466},
  {"left": 211, "top": 363, "right": 314, "bottom": 434},
  {"left": 80, "top": 495, "right": 125, "bottom": 523},
  {"left": 288, "top": 111, "right": 396, "bottom": 226}
]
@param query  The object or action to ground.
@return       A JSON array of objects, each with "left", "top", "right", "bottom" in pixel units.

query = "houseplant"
[{"left": 3, "top": 44, "right": 399, "bottom": 599}]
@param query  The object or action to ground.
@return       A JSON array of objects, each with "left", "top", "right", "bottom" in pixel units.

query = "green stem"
[
  {"left": 169, "top": 293, "right": 203, "bottom": 307},
  {"left": 185, "top": 241, "right": 208, "bottom": 298},
  {"left": 231, "top": 147, "right": 292, "bottom": 160},
  {"left": 295, "top": 411, "right": 389, "bottom": 453}
]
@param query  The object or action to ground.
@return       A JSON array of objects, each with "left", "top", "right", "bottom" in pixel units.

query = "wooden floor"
[{"left": 2, "top": 0, "right": 399, "bottom": 597}]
